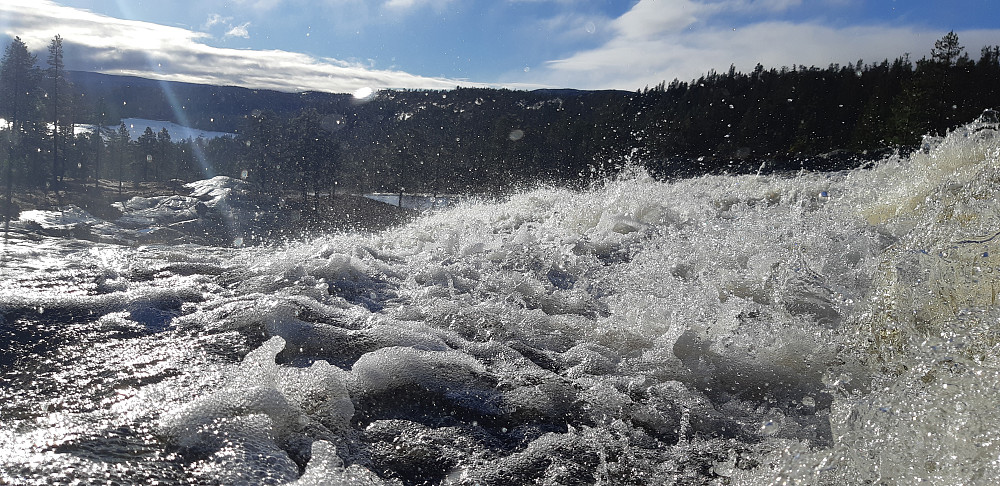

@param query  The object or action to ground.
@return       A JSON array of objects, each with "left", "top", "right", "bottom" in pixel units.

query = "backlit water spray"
[{"left": 1, "top": 113, "right": 999, "bottom": 484}]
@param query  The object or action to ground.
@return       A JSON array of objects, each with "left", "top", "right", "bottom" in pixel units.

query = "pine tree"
[
  {"left": 137, "top": 126, "right": 156, "bottom": 182},
  {"left": 932, "top": 31, "right": 964, "bottom": 66},
  {"left": 93, "top": 97, "right": 110, "bottom": 189},
  {"left": 114, "top": 122, "right": 130, "bottom": 194},
  {"left": 1, "top": 37, "right": 41, "bottom": 230},
  {"left": 156, "top": 127, "right": 171, "bottom": 181},
  {"left": 47, "top": 35, "right": 71, "bottom": 190},
  {"left": 0, "top": 38, "right": 41, "bottom": 134}
]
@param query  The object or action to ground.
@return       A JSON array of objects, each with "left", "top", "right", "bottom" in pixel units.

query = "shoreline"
[{"left": 4, "top": 178, "right": 417, "bottom": 245}]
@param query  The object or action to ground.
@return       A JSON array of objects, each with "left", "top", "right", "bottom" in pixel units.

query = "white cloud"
[
  {"left": 523, "top": 11, "right": 611, "bottom": 46},
  {"left": 203, "top": 13, "right": 231, "bottom": 30},
  {"left": 612, "top": 0, "right": 711, "bottom": 39},
  {"left": 204, "top": 13, "right": 250, "bottom": 39},
  {"left": 0, "top": 0, "right": 480, "bottom": 93},
  {"left": 383, "top": 0, "right": 454, "bottom": 12},
  {"left": 528, "top": 0, "right": 1000, "bottom": 90},
  {"left": 225, "top": 22, "right": 251, "bottom": 39},
  {"left": 731, "top": 0, "right": 803, "bottom": 12},
  {"left": 231, "top": 0, "right": 285, "bottom": 12}
]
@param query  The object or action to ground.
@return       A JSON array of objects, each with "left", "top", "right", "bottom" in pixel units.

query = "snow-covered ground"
[
  {"left": 13, "top": 176, "right": 275, "bottom": 246},
  {"left": 116, "top": 118, "right": 234, "bottom": 141}
]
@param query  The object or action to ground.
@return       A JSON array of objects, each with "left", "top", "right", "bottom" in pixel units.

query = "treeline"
[
  {"left": 2, "top": 32, "right": 1000, "bottom": 206},
  {"left": 226, "top": 31, "right": 1000, "bottom": 194},
  {"left": 636, "top": 31, "right": 1000, "bottom": 176},
  {"left": 0, "top": 36, "right": 203, "bottom": 201}
]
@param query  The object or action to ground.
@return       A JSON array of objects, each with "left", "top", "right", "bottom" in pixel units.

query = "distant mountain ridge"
[
  {"left": 66, "top": 71, "right": 633, "bottom": 134},
  {"left": 67, "top": 71, "right": 353, "bottom": 132}
]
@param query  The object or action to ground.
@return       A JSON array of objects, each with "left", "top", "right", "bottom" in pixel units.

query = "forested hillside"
[{"left": 3, "top": 31, "right": 999, "bottom": 203}]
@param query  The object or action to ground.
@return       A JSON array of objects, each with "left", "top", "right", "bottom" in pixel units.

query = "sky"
[{"left": 0, "top": 0, "right": 998, "bottom": 94}]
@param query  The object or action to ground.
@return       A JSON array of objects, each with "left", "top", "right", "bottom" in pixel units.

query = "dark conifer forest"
[{"left": 2, "top": 32, "right": 999, "bottom": 205}]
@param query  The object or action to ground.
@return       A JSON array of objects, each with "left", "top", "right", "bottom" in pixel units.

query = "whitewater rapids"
[{"left": 2, "top": 114, "right": 1000, "bottom": 484}]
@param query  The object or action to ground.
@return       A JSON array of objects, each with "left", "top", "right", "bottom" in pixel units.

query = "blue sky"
[{"left": 1, "top": 0, "right": 998, "bottom": 93}]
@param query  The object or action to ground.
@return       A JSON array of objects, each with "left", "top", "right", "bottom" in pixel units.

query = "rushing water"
[{"left": 2, "top": 114, "right": 999, "bottom": 485}]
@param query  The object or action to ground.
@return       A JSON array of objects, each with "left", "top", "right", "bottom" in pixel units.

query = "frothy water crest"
[{"left": 2, "top": 113, "right": 999, "bottom": 484}]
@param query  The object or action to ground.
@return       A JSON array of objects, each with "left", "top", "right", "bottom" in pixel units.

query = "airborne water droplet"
[{"left": 760, "top": 419, "right": 780, "bottom": 436}]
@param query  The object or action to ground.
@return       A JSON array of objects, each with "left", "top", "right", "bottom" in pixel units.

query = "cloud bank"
[
  {"left": 0, "top": 0, "right": 479, "bottom": 93},
  {"left": 3, "top": 0, "right": 998, "bottom": 93},
  {"left": 528, "top": 0, "right": 1000, "bottom": 90}
]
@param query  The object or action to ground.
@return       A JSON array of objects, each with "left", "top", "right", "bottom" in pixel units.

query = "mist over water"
[{"left": 2, "top": 114, "right": 999, "bottom": 484}]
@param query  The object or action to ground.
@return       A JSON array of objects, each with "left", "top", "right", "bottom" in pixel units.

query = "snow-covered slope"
[
  {"left": 71, "top": 118, "right": 234, "bottom": 141},
  {"left": 119, "top": 118, "right": 234, "bottom": 141}
]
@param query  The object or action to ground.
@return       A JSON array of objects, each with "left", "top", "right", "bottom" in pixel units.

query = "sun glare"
[{"left": 353, "top": 86, "right": 374, "bottom": 100}]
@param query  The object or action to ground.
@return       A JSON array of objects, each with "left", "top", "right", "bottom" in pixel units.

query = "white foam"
[{"left": 10, "top": 115, "right": 998, "bottom": 483}]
